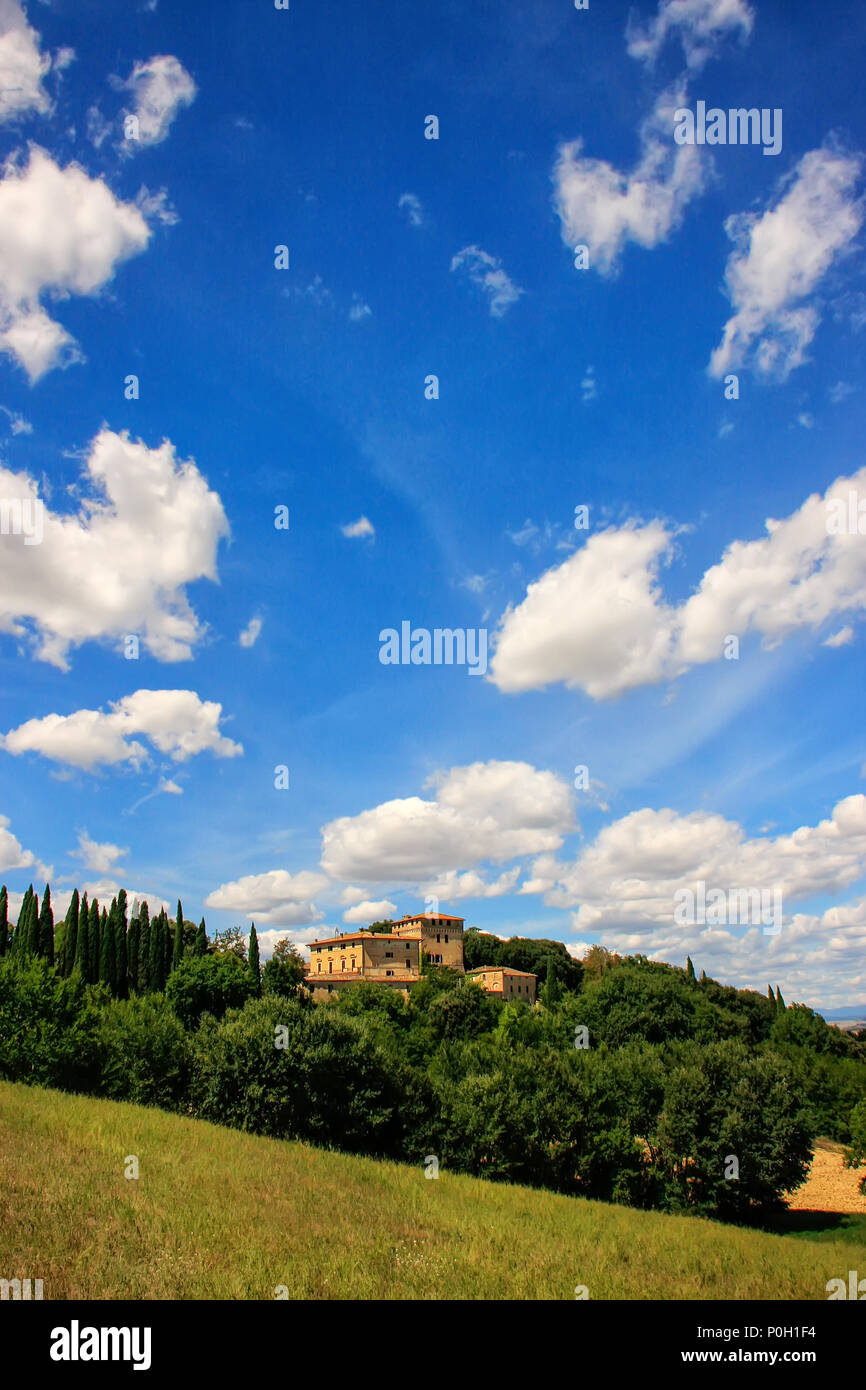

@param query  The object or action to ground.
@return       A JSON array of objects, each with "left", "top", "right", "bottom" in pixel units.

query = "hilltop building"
[
  {"left": 466, "top": 965, "right": 538, "bottom": 1004},
  {"left": 304, "top": 909, "right": 538, "bottom": 1003}
]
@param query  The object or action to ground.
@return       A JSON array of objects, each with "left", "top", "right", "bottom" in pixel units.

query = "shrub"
[
  {"left": 0, "top": 956, "right": 100, "bottom": 1092},
  {"left": 98, "top": 995, "right": 191, "bottom": 1110},
  {"left": 191, "top": 996, "right": 399, "bottom": 1154},
  {"left": 165, "top": 952, "right": 254, "bottom": 1028}
]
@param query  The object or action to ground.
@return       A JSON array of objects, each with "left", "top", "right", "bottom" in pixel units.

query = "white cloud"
[
  {"left": 824, "top": 626, "right": 854, "bottom": 648},
  {"left": 797, "top": 412, "right": 815, "bottom": 429},
  {"left": 490, "top": 467, "right": 866, "bottom": 698},
  {"left": 709, "top": 148, "right": 864, "bottom": 382},
  {"left": 204, "top": 869, "right": 328, "bottom": 927},
  {"left": 581, "top": 365, "right": 597, "bottom": 403},
  {"left": 553, "top": 85, "right": 705, "bottom": 275},
  {"left": 338, "top": 885, "right": 369, "bottom": 907},
  {"left": 342, "top": 898, "right": 397, "bottom": 924},
  {"left": 85, "top": 105, "right": 112, "bottom": 149},
  {"left": 0, "top": 0, "right": 51, "bottom": 123},
  {"left": 71, "top": 831, "right": 128, "bottom": 875},
  {"left": 398, "top": 192, "right": 424, "bottom": 227},
  {"left": 2, "top": 689, "right": 243, "bottom": 771},
  {"left": 320, "top": 760, "right": 575, "bottom": 883},
  {"left": 829, "top": 381, "right": 857, "bottom": 405},
  {"left": 540, "top": 793, "right": 866, "bottom": 938},
  {"left": 0, "top": 403, "right": 30, "bottom": 434},
  {"left": 53, "top": 47, "right": 75, "bottom": 74},
  {"left": 348, "top": 295, "right": 372, "bottom": 322},
  {"left": 450, "top": 245, "right": 523, "bottom": 317},
  {"left": 119, "top": 54, "right": 196, "bottom": 151},
  {"left": 239, "top": 616, "right": 263, "bottom": 648},
  {"left": 0, "top": 428, "right": 229, "bottom": 668},
  {"left": 0, "top": 810, "right": 50, "bottom": 879},
  {"left": 340, "top": 516, "right": 375, "bottom": 539},
  {"left": 626, "top": 0, "right": 754, "bottom": 73},
  {"left": 419, "top": 867, "right": 521, "bottom": 901},
  {"left": 0, "top": 148, "right": 151, "bottom": 380}
]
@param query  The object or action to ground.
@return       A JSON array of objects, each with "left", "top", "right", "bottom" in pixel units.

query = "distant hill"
[{"left": 0, "top": 1080, "right": 860, "bottom": 1301}]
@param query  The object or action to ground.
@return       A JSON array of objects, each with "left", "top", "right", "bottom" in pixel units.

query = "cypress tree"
[
  {"left": 776, "top": 986, "right": 786, "bottom": 1014},
  {"left": 87, "top": 899, "right": 101, "bottom": 984},
  {"left": 24, "top": 890, "right": 39, "bottom": 958},
  {"left": 541, "top": 954, "right": 561, "bottom": 1005},
  {"left": 172, "top": 901, "right": 184, "bottom": 973},
  {"left": 127, "top": 913, "right": 140, "bottom": 994},
  {"left": 38, "top": 884, "right": 54, "bottom": 965},
  {"left": 138, "top": 901, "right": 151, "bottom": 991},
  {"left": 686, "top": 956, "right": 696, "bottom": 983},
  {"left": 768, "top": 984, "right": 774, "bottom": 1004},
  {"left": 14, "top": 886, "right": 32, "bottom": 956},
  {"left": 162, "top": 910, "right": 172, "bottom": 982},
  {"left": 0, "top": 885, "right": 7, "bottom": 956},
  {"left": 248, "top": 923, "right": 261, "bottom": 994},
  {"left": 62, "top": 889, "right": 80, "bottom": 976},
  {"left": 194, "top": 918, "right": 208, "bottom": 956},
  {"left": 100, "top": 902, "right": 116, "bottom": 992},
  {"left": 115, "top": 890, "right": 128, "bottom": 999},
  {"left": 148, "top": 905, "right": 165, "bottom": 992},
  {"left": 73, "top": 893, "right": 89, "bottom": 976}
]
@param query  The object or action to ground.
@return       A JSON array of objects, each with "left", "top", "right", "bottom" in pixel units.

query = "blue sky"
[{"left": 1, "top": 0, "right": 865, "bottom": 1008}]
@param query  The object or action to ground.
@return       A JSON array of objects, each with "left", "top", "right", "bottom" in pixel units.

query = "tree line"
[{"left": 0, "top": 883, "right": 263, "bottom": 997}]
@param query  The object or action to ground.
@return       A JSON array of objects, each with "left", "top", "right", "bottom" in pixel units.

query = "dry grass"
[
  {"left": 1, "top": 1081, "right": 863, "bottom": 1300},
  {"left": 786, "top": 1139, "right": 866, "bottom": 1215}
]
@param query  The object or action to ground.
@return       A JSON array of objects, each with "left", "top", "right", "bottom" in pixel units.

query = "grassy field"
[{"left": 1, "top": 1079, "right": 863, "bottom": 1300}]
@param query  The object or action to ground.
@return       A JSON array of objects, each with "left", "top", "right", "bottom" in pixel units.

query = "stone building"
[
  {"left": 466, "top": 965, "right": 538, "bottom": 1004},
  {"left": 390, "top": 911, "right": 466, "bottom": 971},
  {"left": 304, "top": 909, "right": 537, "bottom": 1005},
  {"left": 306, "top": 931, "right": 420, "bottom": 999}
]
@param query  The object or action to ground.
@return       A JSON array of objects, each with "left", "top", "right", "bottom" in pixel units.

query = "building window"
[
  {"left": 436, "top": 934, "right": 441, "bottom": 943},
  {"left": 317, "top": 961, "right": 322, "bottom": 973},
  {"left": 351, "top": 958, "right": 356, "bottom": 970},
  {"left": 385, "top": 951, "right": 393, "bottom": 958},
  {"left": 341, "top": 959, "right": 346, "bottom": 971},
  {"left": 386, "top": 970, "right": 394, "bottom": 977},
  {"left": 328, "top": 960, "right": 333, "bottom": 974},
  {"left": 444, "top": 935, "right": 449, "bottom": 943}
]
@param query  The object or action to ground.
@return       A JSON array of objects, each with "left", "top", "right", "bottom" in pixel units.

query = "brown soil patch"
[{"left": 786, "top": 1139, "right": 866, "bottom": 1214}]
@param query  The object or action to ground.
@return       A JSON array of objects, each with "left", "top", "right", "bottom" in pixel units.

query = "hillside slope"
[{"left": 0, "top": 1081, "right": 861, "bottom": 1300}]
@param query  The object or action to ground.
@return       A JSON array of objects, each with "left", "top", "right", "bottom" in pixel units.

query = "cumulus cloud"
[
  {"left": 239, "top": 616, "right": 263, "bottom": 648},
  {"left": 348, "top": 295, "right": 372, "bottom": 322},
  {"left": 522, "top": 797, "right": 866, "bottom": 1004},
  {"left": 204, "top": 869, "right": 328, "bottom": 927},
  {"left": 554, "top": 85, "right": 705, "bottom": 275},
  {"left": 2, "top": 689, "right": 243, "bottom": 771},
  {"left": 340, "top": 516, "right": 374, "bottom": 539},
  {"left": 450, "top": 245, "right": 523, "bottom": 317},
  {"left": 342, "top": 898, "right": 398, "bottom": 924},
  {"left": 490, "top": 467, "right": 866, "bottom": 698},
  {"left": 0, "top": 810, "right": 50, "bottom": 879},
  {"left": 0, "top": 148, "right": 151, "bottom": 380},
  {"left": 0, "top": 0, "right": 50, "bottom": 123},
  {"left": 419, "top": 867, "right": 521, "bottom": 901},
  {"left": 71, "top": 831, "right": 128, "bottom": 875},
  {"left": 0, "top": 428, "right": 229, "bottom": 668},
  {"left": 119, "top": 54, "right": 196, "bottom": 151},
  {"left": 709, "top": 148, "right": 864, "bottom": 381},
  {"left": 320, "top": 760, "right": 575, "bottom": 883},
  {"left": 626, "top": 0, "right": 754, "bottom": 72}
]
